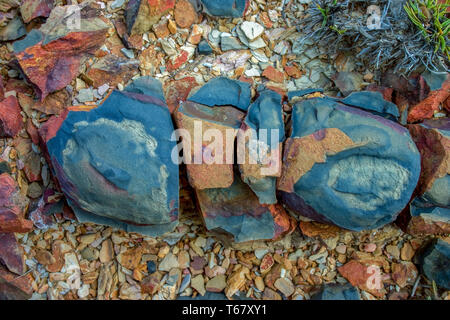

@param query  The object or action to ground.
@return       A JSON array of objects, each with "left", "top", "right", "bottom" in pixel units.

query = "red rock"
[
  {"left": 187, "top": 24, "right": 203, "bottom": 45},
  {"left": 259, "top": 12, "right": 273, "bottom": 28},
  {"left": 260, "top": 254, "right": 274, "bottom": 274},
  {"left": 86, "top": 55, "right": 139, "bottom": 88},
  {"left": 391, "top": 262, "right": 418, "bottom": 288},
  {"left": 163, "top": 76, "right": 198, "bottom": 113},
  {"left": 338, "top": 260, "right": 386, "bottom": 298},
  {"left": 0, "top": 173, "right": 32, "bottom": 233},
  {"left": 141, "top": 271, "right": 162, "bottom": 295},
  {"left": 0, "top": 76, "right": 4, "bottom": 100},
  {"left": 26, "top": 119, "right": 39, "bottom": 145},
  {"left": 0, "top": 96, "right": 23, "bottom": 138},
  {"left": 14, "top": 4, "right": 109, "bottom": 100},
  {"left": 0, "top": 265, "right": 33, "bottom": 300},
  {"left": 0, "top": 233, "right": 25, "bottom": 275},
  {"left": 262, "top": 66, "right": 285, "bottom": 83},
  {"left": 408, "top": 77, "right": 450, "bottom": 123},
  {"left": 238, "top": 75, "right": 253, "bottom": 85},
  {"left": 5, "top": 79, "right": 33, "bottom": 96},
  {"left": 22, "top": 150, "right": 42, "bottom": 182},
  {"left": 366, "top": 84, "right": 394, "bottom": 102},
  {"left": 174, "top": 0, "right": 197, "bottom": 29},
  {"left": 388, "top": 290, "right": 409, "bottom": 300},
  {"left": 152, "top": 19, "right": 170, "bottom": 38},
  {"left": 166, "top": 50, "right": 190, "bottom": 72},
  {"left": 284, "top": 64, "right": 302, "bottom": 79},
  {"left": 20, "top": 0, "right": 53, "bottom": 23}
]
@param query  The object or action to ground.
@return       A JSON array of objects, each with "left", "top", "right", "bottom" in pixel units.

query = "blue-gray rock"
[
  {"left": 200, "top": 0, "right": 249, "bottom": 18},
  {"left": 311, "top": 283, "right": 361, "bottom": 300},
  {"left": 40, "top": 77, "right": 179, "bottom": 236},
  {"left": 239, "top": 88, "right": 285, "bottom": 204},
  {"left": 417, "top": 239, "right": 450, "bottom": 290},
  {"left": 278, "top": 97, "right": 421, "bottom": 231},
  {"left": 188, "top": 77, "right": 251, "bottom": 111},
  {"left": 198, "top": 40, "right": 213, "bottom": 55}
]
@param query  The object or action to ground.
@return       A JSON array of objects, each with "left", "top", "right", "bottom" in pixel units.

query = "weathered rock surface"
[
  {"left": 311, "top": 283, "right": 361, "bottom": 300},
  {"left": 279, "top": 96, "right": 421, "bottom": 231},
  {"left": 417, "top": 239, "right": 450, "bottom": 290},
  {"left": 40, "top": 77, "right": 179, "bottom": 236},
  {"left": 188, "top": 77, "right": 251, "bottom": 111},
  {"left": 20, "top": 0, "right": 53, "bottom": 23},
  {"left": 0, "top": 266, "right": 33, "bottom": 300},
  {"left": 0, "top": 96, "right": 23, "bottom": 138},
  {"left": 406, "top": 119, "right": 450, "bottom": 235},
  {"left": 175, "top": 100, "right": 245, "bottom": 190},
  {"left": 238, "top": 88, "right": 284, "bottom": 204},
  {"left": 13, "top": 3, "right": 109, "bottom": 100},
  {"left": 200, "top": 0, "right": 249, "bottom": 18},
  {"left": 126, "top": 0, "right": 175, "bottom": 35},
  {"left": 195, "top": 172, "right": 295, "bottom": 243},
  {"left": 0, "top": 233, "right": 25, "bottom": 275},
  {"left": 86, "top": 55, "right": 139, "bottom": 88},
  {"left": 0, "top": 173, "right": 32, "bottom": 233}
]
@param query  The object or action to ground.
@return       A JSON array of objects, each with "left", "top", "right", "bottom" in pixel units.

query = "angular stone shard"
[
  {"left": 279, "top": 97, "right": 421, "bottom": 231},
  {"left": 86, "top": 55, "right": 139, "bottom": 88},
  {"left": 405, "top": 119, "right": 450, "bottom": 235},
  {"left": 0, "top": 266, "right": 33, "bottom": 300},
  {"left": 13, "top": 3, "right": 109, "bottom": 100},
  {"left": 126, "top": 0, "right": 175, "bottom": 35},
  {"left": 0, "top": 15, "right": 26, "bottom": 41},
  {"left": 188, "top": 77, "right": 251, "bottom": 111},
  {"left": 200, "top": 0, "right": 249, "bottom": 18},
  {"left": 0, "top": 173, "right": 32, "bottom": 233},
  {"left": 417, "top": 239, "right": 450, "bottom": 290},
  {"left": 0, "top": 233, "right": 25, "bottom": 275},
  {"left": 175, "top": 100, "right": 245, "bottom": 190},
  {"left": 0, "top": 96, "right": 23, "bottom": 138},
  {"left": 238, "top": 88, "right": 284, "bottom": 204},
  {"left": 311, "top": 283, "right": 361, "bottom": 300},
  {"left": 40, "top": 77, "right": 179, "bottom": 236},
  {"left": 196, "top": 172, "right": 295, "bottom": 243},
  {"left": 20, "top": 0, "right": 53, "bottom": 23}
]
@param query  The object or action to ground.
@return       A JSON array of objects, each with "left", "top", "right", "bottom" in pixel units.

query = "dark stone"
[
  {"left": 40, "top": 77, "right": 179, "bottom": 236},
  {"left": 200, "top": 0, "right": 249, "bottom": 18},
  {"left": 417, "top": 239, "right": 450, "bottom": 290},
  {"left": 238, "top": 88, "right": 284, "bottom": 204},
  {"left": 188, "top": 77, "right": 251, "bottom": 111},
  {"left": 198, "top": 40, "right": 213, "bottom": 55},
  {"left": 278, "top": 97, "right": 421, "bottom": 231},
  {"left": 311, "top": 283, "right": 361, "bottom": 300},
  {"left": 147, "top": 260, "right": 157, "bottom": 274}
]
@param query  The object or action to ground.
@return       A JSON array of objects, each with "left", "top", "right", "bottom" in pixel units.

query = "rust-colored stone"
[
  {"left": 0, "top": 233, "right": 25, "bottom": 275},
  {"left": 262, "top": 66, "right": 285, "bottom": 83},
  {"left": 163, "top": 76, "right": 198, "bottom": 114},
  {"left": 174, "top": 0, "right": 197, "bottom": 29},
  {"left": 299, "top": 221, "right": 341, "bottom": 239},
  {"left": 0, "top": 96, "right": 23, "bottom": 138}
]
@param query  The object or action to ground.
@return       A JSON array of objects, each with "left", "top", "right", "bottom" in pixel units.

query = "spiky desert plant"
[{"left": 293, "top": 0, "right": 449, "bottom": 75}]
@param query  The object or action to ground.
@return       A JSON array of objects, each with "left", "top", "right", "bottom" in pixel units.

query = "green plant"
[{"left": 404, "top": 0, "right": 450, "bottom": 60}]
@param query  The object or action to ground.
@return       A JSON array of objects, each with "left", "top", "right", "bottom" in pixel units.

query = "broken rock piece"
[
  {"left": 405, "top": 118, "right": 450, "bottom": 235},
  {"left": 0, "top": 96, "right": 23, "bottom": 138},
  {"left": 20, "top": 0, "right": 53, "bottom": 23},
  {"left": 39, "top": 77, "right": 179, "bottom": 237},
  {"left": 311, "top": 283, "right": 361, "bottom": 300},
  {"left": 188, "top": 77, "right": 251, "bottom": 111},
  {"left": 13, "top": 3, "right": 109, "bottom": 100},
  {"left": 238, "top": 88, "right": 285, "bottom": 204},
  {"left": 0, "top": 173, "right": 32, "bottom": 233},
  {"left": 86, "top": 55, "right": 139, "bottom": 88},
  {"left": 417, "top": 239, "right": 450, "bottom": 290},
  {"left": 126, "top": 0, "right": 175, "bottom": 35},
  {"left": 196, "top": 172, "right": 295, "bottom": 243},
  {"left": 200, "top": 0, "right": 249, "bottom": 18},
  {"left": 278, "top": 97, "right": 421, "bottom": 231}
]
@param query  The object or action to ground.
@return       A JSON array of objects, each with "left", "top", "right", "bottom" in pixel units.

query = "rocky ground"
[{"left": 0, "top": 0, "right": 449, "bottom": 300}]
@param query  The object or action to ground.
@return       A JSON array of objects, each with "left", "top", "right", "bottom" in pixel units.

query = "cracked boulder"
[
  {"left": 174, "top": 100, "right": 245, "bottom": 190},
  {"left": 13, "top": 3, "right": 109, "bottom": 100},
  {"left": 278, "top": 96, "right": 421, "bottom": 231},
  {"left": 405, "top": 119, "right": 450, "bottom": 235},
  {"left": 195, "top": 171, "right": 295, "bottom": 243},
  {"left": 238, "top": 88, "right": 284, "bottom": 204},
  {"left": 39, "top": 77, "right": 179, "bottom": 236}
]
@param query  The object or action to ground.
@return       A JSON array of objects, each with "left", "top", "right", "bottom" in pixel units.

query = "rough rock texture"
[
  {"left": 0, "top": 233, "right": 25, "bottom": 275},
  {"left": 406, "top": 119, "right": 450, "bottom": 235},
  {"left": 195, "top": 172, "right": 295, "bottom": 243},
  {"left": 0, "top": 14, "right": 26, "bottom": 41},
  {"left": 188, "top": 77, "right": 251, "bottom": 111},
  {"left": 40, "top": 77, "right": 179, "bottom": 236},
  {"left": 0, "top": 173, "right": 32, "bottom": 233},
  {"left": 86, "top": 55, "right": 140, "bottom": 88},
  {"left": 0, "top": 96, "right": 23, "bottom": 138},
  {"left": 311, "top": 283, "right": 361, "bottom": 300},
  {"left": 126, "top": 0, "right": 175, "bottom": 35},
  {"left": 0, "top": 266, "right": 33, "bottom": 300},
  {"left": 200, "top": 0, "right": 249, "bottom": 18},
  {"left": 163, "top": 76, "right": 198, "bottom": 114},
  {"left": 175, "top": 100, "right": 245, "bottom": 190},
  {"left": 20, "top": 0, "right": 53, "bottom": 23},
  {"left": 13, "top": 3, "right": 109, "bottom": 100},
  {"left": 279, "top": 97, "right": 421, "bottom": 231},
  {"left": 417, "top": 239, "right": 450, "bottom": 290},
  {"left": 238, "top": 88, "right": 284, "bottom": 204}
]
